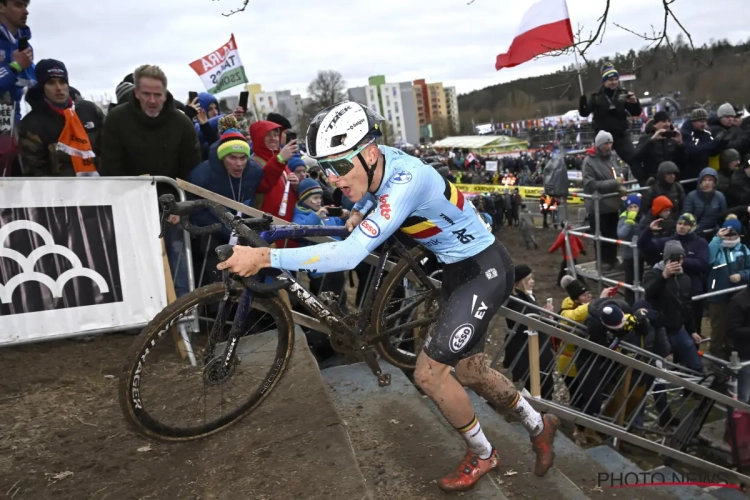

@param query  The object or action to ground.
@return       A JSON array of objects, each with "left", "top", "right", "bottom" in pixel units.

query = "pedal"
[
  {"left": 377, "top": 373, "right": 391, "bottom": 387},
  {"left": 362, "top": 350, "right": 389, "bottom": 387}
]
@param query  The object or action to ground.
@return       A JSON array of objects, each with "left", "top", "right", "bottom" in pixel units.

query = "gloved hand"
[{"left": 623, "top": 210, "right": 638, "bottom": 225}]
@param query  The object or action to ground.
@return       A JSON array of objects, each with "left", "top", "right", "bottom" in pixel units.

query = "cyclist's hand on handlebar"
[
  {"left": 279, "top": 139, "right": 299, "bottom": 162},
  {"left": 168, "top": 214, "right": 180, "bottom": 225},
  {"left": 216, "top": 246, "right": 271, "bottom": 277},
  {"left": 345, "top": 210, "right": 363, "bottom": 232}
]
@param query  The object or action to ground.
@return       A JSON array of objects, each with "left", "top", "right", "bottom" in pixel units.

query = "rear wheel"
[{"left": 119, "top": 282, "right": 294, "bottom": 442}]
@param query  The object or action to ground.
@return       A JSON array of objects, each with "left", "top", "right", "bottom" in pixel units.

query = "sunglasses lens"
[{"left": 321, "top": 158, "right": 355, "bottom": 177}]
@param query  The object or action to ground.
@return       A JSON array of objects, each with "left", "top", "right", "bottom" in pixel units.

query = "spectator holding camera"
[{"left": 631, "top": 111, "right": 687, "bottom": 185}]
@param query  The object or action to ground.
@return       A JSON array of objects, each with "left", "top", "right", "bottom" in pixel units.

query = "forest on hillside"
[{"left": 457, "top": 37, "right": 750, "bottom": 132}]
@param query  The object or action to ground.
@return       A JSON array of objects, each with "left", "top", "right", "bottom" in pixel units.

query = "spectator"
[
  {"left": 248, "top": 120, "right": 299, "bottom": 222},
  {"left": 726, "top": 288, "right": 750, "bottom": 403},
  {"left": 717, "top": 149, "right": 741, "bottom": 194},
  {"left": 0, "top": 0, "right": 34, "bottom": 123},
  {"left": 518, "top": 203, "right": 538, "bottom": 250},
  {"left": 707, "top": 215, "right": 750, "bottom": 358},
  {"left": 188, "top": 93, "right": 220, "bottom": 160},
  {"left": 727, "top": 154, "right": 750, "bottom": 208},
  {"left": 100, "top": 64, "right": 201, "bottom": 297},
  {"left": 631, "top": 111, "right": 687, "bottom": 185},
  {"left": 578, "top": 62, "right": 641, "bottom": 165},
  {"left": 680, "top": 108, "right": 725, "bottom": 186},
  {"left": 582, "top": 130, "right": 631, "bottom": 270},
  {"left": 503, "top": 265, "right": 556, "bottom": 400},
  {"left": 617, "top": 194, "right": 644, "bottom": 304},
  {"left": 710, "top": 103, "right": 749, "bottom": 158},
  {"left": 17, "top": 59, "right": 104, "bottom": 176},
  {"left": 637, "top": 196, "right": 677, "bottom": 265},
  {"left": 642, "top": 240, "right": 703, "bottom": 373},
  {"left": 549, "top": 225, "right": 585, "bottom": 285},
  {"left": 640, "top": 161, "right": 684, "bottom": 223},
  {"left": 683, "top": 167, "right": 727, "bottom": 239}
]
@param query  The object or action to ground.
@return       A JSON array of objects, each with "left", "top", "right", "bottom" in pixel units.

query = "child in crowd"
[{"left": 617, "top": 194, "right": 643, "bottom": 303}]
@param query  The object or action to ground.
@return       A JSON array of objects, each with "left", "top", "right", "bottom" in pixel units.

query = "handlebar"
[{"left": 159, "top": 194, "right": 289, "bottom": 293}]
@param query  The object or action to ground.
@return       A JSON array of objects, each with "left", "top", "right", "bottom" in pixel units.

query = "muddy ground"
[{"left": 0, "top": 223, "right": 692, "bottom": 499}]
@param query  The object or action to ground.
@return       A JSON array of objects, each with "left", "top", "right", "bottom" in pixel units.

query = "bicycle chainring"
[{"left": 203, "top": 356, "right": 237, "bottom": 386}]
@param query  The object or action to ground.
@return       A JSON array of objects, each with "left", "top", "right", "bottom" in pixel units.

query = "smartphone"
[
  {"left": 286, "top": 131, "right": 298, "bottom": 143},
  {"left": 326, "top": 207, "right": 343, "bottom": 217},
  {"left": 188, "top": 91, "right": 198, "bottom": 103},
  {"left": 17, "top": 37, "right": 28, "bottom": 51},
  {"left": 239, "top": 91, "right": 249, "bottom": 110},
  {"left": 663, "top": 130, "right": 678, "bottom": 138},
  {"left": 546, "top": 298, "right": 553, "bottom": 307}
]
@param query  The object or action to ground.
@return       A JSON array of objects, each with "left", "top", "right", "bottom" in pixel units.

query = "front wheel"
[
  {"left": 371, "top": 247, "right": 441, "bottom": 370},
  {"left": 119, "top": 282, "right": 295, "bottom": 442}
]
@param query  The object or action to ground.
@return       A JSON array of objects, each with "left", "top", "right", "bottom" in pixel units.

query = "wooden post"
[
  {"left": 162, "top": 239, "right": 188, "bottom": 360},
  {"left": 527, "top": 330, "right": 541, "bottom": 398}
]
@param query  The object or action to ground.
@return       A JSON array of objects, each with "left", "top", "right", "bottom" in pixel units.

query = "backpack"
[{"left": 542, "top": 155, "right": 569, "bottom": 197}]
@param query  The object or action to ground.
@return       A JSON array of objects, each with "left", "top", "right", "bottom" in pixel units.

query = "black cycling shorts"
[{"left": 422, "top": 240, "right": 514, "bottom": 366}]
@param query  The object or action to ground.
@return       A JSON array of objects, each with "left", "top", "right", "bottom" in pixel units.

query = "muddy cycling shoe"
[
  {"left": 531, "top": 413, "right": 558, "bottom": 477},
  {"left": 438, "top": 448, "right": 499, "bottom": 492}
]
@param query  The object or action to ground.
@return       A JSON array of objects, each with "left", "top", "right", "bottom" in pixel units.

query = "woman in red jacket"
[{"left": 549, "top": 225, "right": 586, "bottom": 285}]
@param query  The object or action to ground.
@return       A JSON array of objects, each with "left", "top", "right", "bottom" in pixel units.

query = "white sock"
[
  {"left": 510, "top": 392, "right": 544, "bottom": 437},
  {"left": 457, "top": 415, "right": 493, "bottom": 459}
]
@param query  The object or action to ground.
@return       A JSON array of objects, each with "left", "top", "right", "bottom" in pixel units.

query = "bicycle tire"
[
  {"left": 372, "top": 247, "right": 439, "bottom": 370},
  {"left": 118, "top": 282, "right": 295, "bottom": 442}
]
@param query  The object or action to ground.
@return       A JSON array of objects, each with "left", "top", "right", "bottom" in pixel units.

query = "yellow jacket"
[{"left": 557, "top": 297, "right": 590, "bottom": 377}]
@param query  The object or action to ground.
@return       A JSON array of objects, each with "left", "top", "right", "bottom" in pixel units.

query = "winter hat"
[
  {"left": 267, "top": 112, "right": 292, "bottom": 131},
  {"left": 218, "top": 115, "right": 240, "bottom": 136},
  {"left": 600, "top": 303, "right": 626, "bottom": 329},
  {"left": 301, "top": 155, "right": 319, "bottom": 170},
  {"left": 514, "top": 264, "right": 532, "bottom": 283},
  {"left": 652, "top": 111, "right": 670, "bottom": 124},
  {"left": 625, "top": 194, "right": 641, "bottom": 209},
  {"left": 651, "top": 195, "right": 674, "bottom": 217},
  {"left": 717, "top": 103, "right": 736, "bottom": 119},
  {"left": 560, "top": 274, "right": 576, "bottom": 290},
  {"left": 721, "top": 148, "right": 741, "bottom": 165},
  {"left": 565, "top": 279, "right": 589, "bottom": 301},
  {"left": 595, "top": 130, "right": 614, "bottom": 148},
  {"left": 722, "top": 214, "right": 742, "bottom": 233},
  {"left": 35, "top": 59, "right": 68, "bottom": 87},
  {"left": 287, "top": 154, "right": 306, "bottom": 172},
  {"left": 217, "top": 129, "right": 250, "bottom": 161},
  {"left": 663, "top": 240, "right": 685, "bottom": 262},
  {"left": 690, "top": 108, "right": 708, "bottom": 122},
  {"left": 297, "top": 177, "right": 323, "bottom": 202},
  {"left": 601, "top": 62, "right": 619, "bottom": 82},
  {"left": 115, "top": 81, "right": 134, "bottom": 104},
  {"left": 677, "top": 213, "right": 696, "bottom": 229}
]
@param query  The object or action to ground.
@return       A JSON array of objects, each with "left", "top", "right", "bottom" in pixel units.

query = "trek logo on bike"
[
  {"left": 359, "top": 219, "right": 381, "bottom": 238},
  {"left": 449, "top": 323, "right": 474, "bottom": 353},
  {"left": 378, "top": 194, "right": 391, "bottom": 220}
]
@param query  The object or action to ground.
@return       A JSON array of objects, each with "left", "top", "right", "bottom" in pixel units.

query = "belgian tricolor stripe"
[
  {"left": 444, "top": 179, "right": 465, "bottom": 210},
  {"left": 400, "top": 216, "right": 441, "bottom": 239}
]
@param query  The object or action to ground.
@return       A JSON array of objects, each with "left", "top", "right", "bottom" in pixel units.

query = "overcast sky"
[{"left": 30, "top": 0, "right": 750, "bottom": 104}]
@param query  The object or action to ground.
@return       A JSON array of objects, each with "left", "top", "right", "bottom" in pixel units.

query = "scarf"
[
  {"left": 723, "top": 238, "right": 741, "bottom": 248},
  {"left": 55, "top": 102, "right": 97, "bottom": 177}
]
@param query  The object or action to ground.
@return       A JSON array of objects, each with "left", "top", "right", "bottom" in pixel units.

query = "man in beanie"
[
  {"left": 0, "top": 0, "right": 35, "bottom": 125},
  {"left": 578, "top": 62, "right": 641, "bottom": 165},
  {"left": 639, "top": 161, "right": 684, "bottom": 222},
  {"left": 631, "top": 110, "right": 687, "bottom": 185},
  {"left": 582, "top": 129, "right": 633, "bottom": 270},
  {"left": 679, "top": 107, "right": 725, "bottom": 185},
  {"left": 718, "top": 148, "right": 741, "bottom": 194},
  {"left": 17, "top": 59, "right": 104, "bottom": 177},
  {"left": 642, "top": 239, "right": 703, "bottom": 372},
  {"left": 709, "top": 103, "right": 749, "bottom": 158}
]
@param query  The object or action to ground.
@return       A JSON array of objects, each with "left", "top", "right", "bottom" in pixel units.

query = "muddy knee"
[
  {"left": 455, "top": 354, "right": 488, "bottom": 387},
  {"left": 414, "top": 355, "right": 450, "bottom": 398}
]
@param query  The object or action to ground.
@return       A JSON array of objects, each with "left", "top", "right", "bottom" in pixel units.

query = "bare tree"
[{"left": 307, "top": 70, "right": 347, "bottom": 109}]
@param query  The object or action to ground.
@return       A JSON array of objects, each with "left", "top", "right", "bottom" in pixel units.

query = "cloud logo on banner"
[{"left": 0, "top": 220, "right": 109, "bottom": 304}]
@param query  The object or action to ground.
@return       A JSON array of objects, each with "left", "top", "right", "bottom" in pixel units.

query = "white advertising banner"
[
  {"left": 0, "top": 178, "right": 167, "bottom": 345},
  {"left": 485, "top": 160, "right": 498, "bottom": 172}
]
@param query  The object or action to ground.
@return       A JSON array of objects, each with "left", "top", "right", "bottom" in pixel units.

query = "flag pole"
[{"left": 572, "top": 48, "right": 585, "bottom": 96}]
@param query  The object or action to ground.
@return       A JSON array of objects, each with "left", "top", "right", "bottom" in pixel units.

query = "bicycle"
[{"left": 119, "top": 194, "right": 442, "bottom": 442}]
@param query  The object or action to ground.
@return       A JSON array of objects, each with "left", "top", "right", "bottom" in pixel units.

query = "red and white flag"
[{"left": 495, "top": 0, "right": 574, "bottom": 71}]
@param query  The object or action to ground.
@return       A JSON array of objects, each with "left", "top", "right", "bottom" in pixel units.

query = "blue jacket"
[
  {"left": 292, "top": 203, "right": 345, "bottom": 278},
  {"left": 0, "top": 23, "right": 35, "bottom": 122},
  {"left": 707, "top": 237, "right": 750, "bottom": 303},
  {"left": 187, "top": 141, "right": 263, "bottom": 243},
  {"left": 683, "top": 168, "right": 727, "bottom": 235},
  {"left": 194, "top": 93, "right": 222, "bottom": 146},
  {"left": 638, "top": 230, "right": 710, "bottom": 296}
]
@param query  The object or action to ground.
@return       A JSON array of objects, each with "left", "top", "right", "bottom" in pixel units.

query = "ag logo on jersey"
[
  {"left": 390, "top": 171, "right": 412, "bottom": 184},
  {"left": 449, "top": 323, "right": 474, "bottom": 353},
  {"left": 359, "top": 219, "right": 381, "bottom": 238}
]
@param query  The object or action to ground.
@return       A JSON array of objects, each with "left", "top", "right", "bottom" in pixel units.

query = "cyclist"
[{"left": 217, "top": 101, "right": 558, "bottom": 491}]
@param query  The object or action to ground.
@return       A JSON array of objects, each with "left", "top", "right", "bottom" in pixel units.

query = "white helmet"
[{"left": 305, "top": 101, "right": 384, "bottom": 159}]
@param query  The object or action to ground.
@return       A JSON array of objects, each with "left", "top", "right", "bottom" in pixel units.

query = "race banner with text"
[
  {"left": 189, "top": 34, "right": 249, "bottom": 94},
  {"left": 455, "top": 184, "right": 584, "bottom": 204},
  {"left": 0, "top": 178, "right": 167, "bottom": 345}
]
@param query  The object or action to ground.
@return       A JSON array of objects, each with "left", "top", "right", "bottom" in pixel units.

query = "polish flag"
[{"left": 495, "top": 0, "right": 574, "bottom": 71}]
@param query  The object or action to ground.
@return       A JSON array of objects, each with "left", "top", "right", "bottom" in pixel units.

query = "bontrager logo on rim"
[
  {"left": 449, "top": 323, "right": 474, "bottom": 353},
  {"left": 359, "top": 219, "right": 380, "bottom": 238}
]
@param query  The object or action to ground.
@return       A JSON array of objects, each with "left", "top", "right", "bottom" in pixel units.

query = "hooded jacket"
[
  {"left": 708, "top": 117, "right": 750, "bottom": 157},
  {"left": 100, "top": 91, "right": 201, "bottom": 196},
  {"left": 187, "top": 141, "right": 263, "bottom": 243},
  {"left": 581, "top": 145, "right": 631, "bottom": 214},
  {"left": 679, "top": 119, "right": 725, "bottom": 181},
  {"left": 642, "top": 241, "right": 696, "bottom": 333},
  {"left": 250, "top": 120, "right": 298, "bottom": 221},
  {"left": 707, "top": 235, "right": 750, "bottom": 304},
  {"left": 632, "top": 120, "right": 687, "bottom": 184},
  {"left": 0, "top": 23, "right": 35, "bottom": 122},
  {"left": 727, "top": 167, "right": 750, "bottom": 208},
  {"left": 639, "top": 161, "right": 685, "bottom": 221},
  {"left": 194, "top": 92, "right": 221, "bottom": 149},
  {"left": 717, "top": 149, "right": 740, "bottom": 194},
  {"left": 637, "top": 229, "right": 709, "bottom": 295},
  {"left": 17, "top": 86, "right": 105, "bottom": 176},
  {"left": 683, "top": 168, "right": 727, "bottom": 234}
]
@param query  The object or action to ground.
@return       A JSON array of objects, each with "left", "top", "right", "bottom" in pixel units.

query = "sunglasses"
[{"left": 319, "top": 139, "right": 375, "bottom": 177}]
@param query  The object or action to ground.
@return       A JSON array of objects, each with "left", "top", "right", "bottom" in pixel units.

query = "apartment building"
[
  {"left": 413, "top": 79, "right": 460, "bottom": 138},
  {"left": 443, "top": 86, "right": 460, "bottom": 135},
  {"left": 250, "top": 86, "right": 303, "bottom": 128},
  {"left": 347, "top": 75, "right": 419, "bottom": 145}
]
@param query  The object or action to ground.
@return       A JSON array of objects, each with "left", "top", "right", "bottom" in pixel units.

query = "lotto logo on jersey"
[
  {"left": 359, "top": 219, "right": 381, "bottom": 238},
  {"left": 379, "top": 194, "right": 391, "bottom": 220},
  {"left": 390, "top": 171, "right": 412, "bottom": 184},
  {"left": 449, "top": 323, "right": 474, "bottom": 353}
]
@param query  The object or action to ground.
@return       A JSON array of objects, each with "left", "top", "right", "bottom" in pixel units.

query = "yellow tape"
[{"left": 455, "top": 184, "right": 584, "bottom": 204}]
